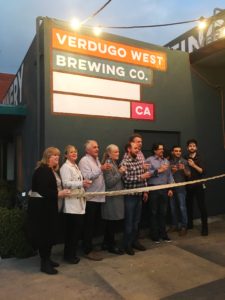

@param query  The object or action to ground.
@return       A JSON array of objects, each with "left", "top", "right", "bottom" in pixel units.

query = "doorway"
[{"left": 134, "top": 129, "right": 180, "bottom": 158}]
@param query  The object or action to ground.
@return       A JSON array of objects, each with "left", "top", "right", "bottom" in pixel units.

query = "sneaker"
[
  {"left": 162, "top": 236, "right": 171, "bottom": 242},
  {"left": 84, "top": 251, "right": 103, "bottom": 261},
  {"left": 132, "top": 241, "right": 146, "bottom": 251},
  {"left": 152, "top": 239, "right": 160, "bottom": 244}
]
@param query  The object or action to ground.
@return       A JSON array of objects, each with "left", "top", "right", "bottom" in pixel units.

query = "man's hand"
[
  {"left": 140, "top": 172, "right": 151, "bottom": 180},
  {"left": 168, "top": 189, "right": 173, "bottom": 197},
  {"left": 143, "top": 192, "right": 148, "bottom": 202},
  {"left": 187, "top": 159, "right": 195, "bottom": 167},
  {"left": 158, "top": 163, "right": 169, "bottom": 173},
  {"left": 101, "top": 162, "right": 112, "bottom": 171}
]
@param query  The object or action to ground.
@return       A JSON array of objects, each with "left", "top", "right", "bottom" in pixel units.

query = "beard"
[{"left": 130, "top": 152, "right": 137, "bottom": 158}]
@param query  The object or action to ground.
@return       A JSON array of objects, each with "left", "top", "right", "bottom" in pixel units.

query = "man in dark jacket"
[{"left": 185, "top": 139, "right": 208, "bottom": 236}]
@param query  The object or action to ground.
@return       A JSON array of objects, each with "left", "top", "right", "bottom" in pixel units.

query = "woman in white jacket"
[{"left": 60, "top": 145, "right": 91, "bottom": 264}]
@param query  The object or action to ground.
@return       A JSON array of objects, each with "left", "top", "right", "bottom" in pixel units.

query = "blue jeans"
[
  {"left": 149, "top": 189, "right": 168, "bottom": 240},
  {"left": 170, "top": 187, "right": 187, "bottom": 229},
  {"left": 124, "top": 194, "right": 142, "bottom": 247}
]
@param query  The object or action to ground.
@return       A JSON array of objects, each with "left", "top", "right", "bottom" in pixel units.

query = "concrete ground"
[{"left": 1, "top": 216, "right": 225, "bottom": 300}]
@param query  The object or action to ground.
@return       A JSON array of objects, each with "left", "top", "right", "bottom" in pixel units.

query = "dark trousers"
[
  {"left": 39, "top": 244, "right": 52, "bottom": 260},
  {"left": 124, "top": 194, "right": 142, "bottom": 248},
  {"left": 103, "top": 220, "right": 116, "bottom": 248},
  {"left": 83, "top": 201, "right": 101, "bottom": 254},
  {"left": 149, "top": 190, "right": 168, "bottom": 240},
  {"left": 186, "top": 185, "right": 208, "bottom": 229},
  {"left": 64, "top": 213, "right": 84, "bottom": 259}
]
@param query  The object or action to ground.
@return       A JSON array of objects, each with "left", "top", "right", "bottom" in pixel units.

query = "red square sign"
[{"left": 131, "top": 102, "right": 154, "bottom": 120}]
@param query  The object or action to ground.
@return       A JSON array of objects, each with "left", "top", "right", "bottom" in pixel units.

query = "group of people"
[{"left": 27, "top": 135, "right": 208, "bottom": 275}]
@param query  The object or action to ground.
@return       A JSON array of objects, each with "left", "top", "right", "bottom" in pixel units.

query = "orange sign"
[{"left": 52, "top": 28, "right": 167, "bottom": 71}]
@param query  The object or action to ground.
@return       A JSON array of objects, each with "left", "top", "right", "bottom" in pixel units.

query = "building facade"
[{"left": 1, "top": 16, "right": 225, "bottom": 217}]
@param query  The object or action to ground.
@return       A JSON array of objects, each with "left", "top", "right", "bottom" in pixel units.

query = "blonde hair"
[
  {"left": 102, "top": 144, "right": 118, "bottom": 163},
  {"left": 64, "top": 145, "right": 78, "bottom": 161},
  {"left": 36, "top": 147, "right": 60, "bottom": 170}
]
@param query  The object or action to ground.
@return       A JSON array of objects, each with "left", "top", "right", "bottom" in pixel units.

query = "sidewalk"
[{"left": 1, "top": 216, "right": 225, "bottom": 300}]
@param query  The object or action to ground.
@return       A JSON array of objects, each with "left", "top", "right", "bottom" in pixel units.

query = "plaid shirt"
[
  {"left": 123, "top": 150, "right": 145, "bottom": 164},
  {"left": 120, "top": 155, "right": 146, "bottom": 189}
]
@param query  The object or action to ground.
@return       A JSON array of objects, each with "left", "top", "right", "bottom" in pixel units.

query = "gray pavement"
[{"left": 1, "top": 216, "right": 225, "bottom": 300}]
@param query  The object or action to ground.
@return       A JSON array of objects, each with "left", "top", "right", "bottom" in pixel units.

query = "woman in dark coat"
[{"left": 28, "top": 147, "right": 70, "bottom": 275}]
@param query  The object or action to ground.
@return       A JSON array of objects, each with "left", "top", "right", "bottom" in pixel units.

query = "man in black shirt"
[{"left": 185, "top": 139, "right": 208, "bottom": 236}]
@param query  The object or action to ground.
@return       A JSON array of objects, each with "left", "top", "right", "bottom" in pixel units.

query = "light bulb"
[
  {"left": 71, "top": 18, "right": 81, "bottom": 30},
  {"left": 93, "top": 26, "right": 102, "bottom": 36}
]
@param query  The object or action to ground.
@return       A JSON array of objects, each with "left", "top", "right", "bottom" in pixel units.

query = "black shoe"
[
  {"left": 64, "top": 256, "right": 80, "bottom": 264},
  {"left": 132, "top": 241, "right": 146, "bottom": 251},
  {"left": 49, "top": 259, "right": 60, "bottom": 267},
  {"left": 41, "top": 260, "right": 58, "bottom": 275},
  {"left": 125, "top": 247, "right": 135, "bottom": 256},
  {"left": 108, "top": 246, "right": 124, "bottom": 255}
]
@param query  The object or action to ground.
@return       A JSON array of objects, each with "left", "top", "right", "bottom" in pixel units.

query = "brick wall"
[{"left": 0, "top": 73, "right": 15, "bottom": 102}]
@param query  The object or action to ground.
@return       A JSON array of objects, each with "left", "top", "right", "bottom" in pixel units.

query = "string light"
[
  {"left": 220, "top": 27, "right": 225, "bottom": 38},
  {"left": 71, "top": 18, "right": 81, "bottom": 30},
  {"left": 93, "top": 26, "right": 103, "bottom": 36},
  {"left": 68, "top": 1, "right": 224, "bottom": 38},
  {"left": 70, "top": 0, "right": 111, "bottom": 30},
  {"left": 70, "top": 17, "right": 208, "bottom": 36},
  {"left": 84, "top": 17, "right": 208, "bottom": 36},
  {"left": 198, "top": 17, "right": 207, "bottom": 30}
]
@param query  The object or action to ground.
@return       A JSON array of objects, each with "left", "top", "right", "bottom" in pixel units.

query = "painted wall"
[{"left": 44, "top": 19, "right": 196, "bottom": 156}]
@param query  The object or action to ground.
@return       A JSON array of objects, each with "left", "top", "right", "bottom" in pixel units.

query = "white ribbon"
[{"left": 70, "top": 173, "right": 225, "bottom": 199}]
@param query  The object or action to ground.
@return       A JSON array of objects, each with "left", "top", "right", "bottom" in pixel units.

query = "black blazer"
[{"left": 28, "top": 165, "right": 59, "bottom": 248}]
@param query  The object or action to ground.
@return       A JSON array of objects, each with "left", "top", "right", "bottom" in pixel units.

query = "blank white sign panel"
[
  {"left": 53, "top": 93, "right": 131, "bottom": 118},
  {"left": 53, "top": 71, "right": 140, "bottom": 101}
]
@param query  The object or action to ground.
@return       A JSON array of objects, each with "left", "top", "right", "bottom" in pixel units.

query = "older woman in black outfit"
[{"left": 28, "top": 147, "right": 70, "bottom": 275}]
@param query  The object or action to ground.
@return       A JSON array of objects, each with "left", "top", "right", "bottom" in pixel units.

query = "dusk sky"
[{"left": 1, "top": 0, "right": 225, "bottom": 74}]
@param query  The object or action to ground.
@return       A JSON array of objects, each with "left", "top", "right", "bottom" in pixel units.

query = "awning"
[
  {"left": 190, "top": 37, "right": 225, "bottom": 66},
  {"left": 190, "top": 38, "right": 225, "bottom": 87},
  {"left": 0, "top": 104, "right": 27, "bottom": 116},
  {"left": 0, "top": 105, "right": 27, "bottom": 138}
]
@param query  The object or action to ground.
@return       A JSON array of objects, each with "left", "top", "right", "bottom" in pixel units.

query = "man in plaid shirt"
[{"left": 120, "top": 142, "right": 150, "bottom": 255}]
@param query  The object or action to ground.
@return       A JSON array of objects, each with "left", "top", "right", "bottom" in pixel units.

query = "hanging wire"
[
  {"left": 82, "top": 0, "right": 112, "bottom": 24},
  {"left": 85, "top": 18, "right": 200, "bottom": 30}
]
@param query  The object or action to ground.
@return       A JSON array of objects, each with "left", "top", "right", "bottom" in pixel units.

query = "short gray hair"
[{"left": 84, "top": 140, "right": 97, "bottom": 152}]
